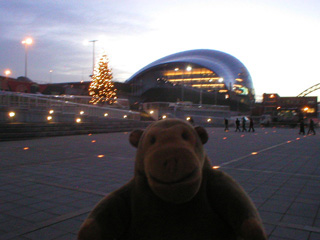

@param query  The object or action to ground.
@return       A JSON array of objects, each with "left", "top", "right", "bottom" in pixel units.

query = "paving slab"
[{"left": 0, "top": 127, "right": 319, "bottom": 240}]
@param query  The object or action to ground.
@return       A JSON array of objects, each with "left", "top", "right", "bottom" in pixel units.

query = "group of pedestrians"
[
  {"left": 225, "top": 117, "right": 255, "bottom": 132},
  {"left": 224, "top": 117, "right": 316, "bottom": 135},
  {"left": 299, "top": 119, "right": 316, "bottom": 135}
]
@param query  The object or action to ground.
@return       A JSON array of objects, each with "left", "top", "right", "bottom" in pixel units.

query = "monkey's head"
[{"left": 130, "top": 119, "right": 209, "bottom": 204}]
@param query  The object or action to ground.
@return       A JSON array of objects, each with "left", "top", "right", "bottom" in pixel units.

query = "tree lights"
[{"left": 89, "top": 53, "right": 117, "bottom": 105}]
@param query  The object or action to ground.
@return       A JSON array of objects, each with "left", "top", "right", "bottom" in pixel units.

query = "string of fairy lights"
[{"left": 89, "top": 53, "right": 117, "bottom": 104}]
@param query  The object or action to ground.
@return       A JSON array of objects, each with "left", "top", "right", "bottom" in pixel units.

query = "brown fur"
[{"left": 78, "top": 119, "right": 267, "bottom": 240}]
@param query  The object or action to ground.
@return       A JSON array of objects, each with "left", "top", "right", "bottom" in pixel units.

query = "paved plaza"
[{"left": 0, "top": 126, "right": 320, "bottom": 240}]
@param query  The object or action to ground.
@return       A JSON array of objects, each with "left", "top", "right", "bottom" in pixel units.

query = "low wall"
[
  {"left": 0, "top": 107, "right": 139, "bottom": 124},
  {"left": 0, "top": 119, "right": 151, "bottom": 141}
]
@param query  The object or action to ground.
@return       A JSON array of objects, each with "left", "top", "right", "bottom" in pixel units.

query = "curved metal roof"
[{"left": 126, "top": 49, "right": 253, "bottom": 89}]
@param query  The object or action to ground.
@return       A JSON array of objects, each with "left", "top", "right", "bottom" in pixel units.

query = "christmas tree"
[{"left": 89, "top": 53, "right": 117, "bottom": 104}]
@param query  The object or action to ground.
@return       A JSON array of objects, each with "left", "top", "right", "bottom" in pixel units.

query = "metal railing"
[{"left": 0, "top": 91, "right": 140, "bottom": 120}]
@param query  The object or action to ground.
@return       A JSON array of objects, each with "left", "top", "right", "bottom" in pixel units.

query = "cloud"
[
  {"left": 0, "top": 0, "right": 153, "bottom": 81},
  {"left": 0, "top": 0, "right": 319, "bottom": 98}
]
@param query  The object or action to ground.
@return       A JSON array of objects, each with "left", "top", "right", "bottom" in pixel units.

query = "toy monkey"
[{"left": 78, "top": 119, "right": 267, "bottom": 240}]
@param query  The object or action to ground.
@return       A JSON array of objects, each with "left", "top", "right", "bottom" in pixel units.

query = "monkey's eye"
[
  {"left": 182, "top": 131, "right": 189, "bottom": 140},
  {"left": 150, "top": 136, "right": 156, "bottom": 144}
]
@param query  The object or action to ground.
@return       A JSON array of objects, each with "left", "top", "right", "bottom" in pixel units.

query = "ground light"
[{"left": 8, "top": 111, "right": 15, "bottom": 118}]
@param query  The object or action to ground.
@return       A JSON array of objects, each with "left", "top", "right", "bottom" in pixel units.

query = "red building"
[{"left": 0, "top": 76, "right": 47, "bottom": 93}]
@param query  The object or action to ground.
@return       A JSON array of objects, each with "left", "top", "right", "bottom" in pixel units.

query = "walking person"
[
  {"left": 299, "top": 119, "right": 305, "bottom": 135},
  {"left": 248, "top": 117, "right": 255, "bottom": 132},
  {"left": 307, "top": 119, "right": 316, "bottom": 135},
  {"left": 242, "top": 117, "right": 247, "bottom": 132},
  {"left": 224, "top": 118, "right": 229, "bottom": 132},
  {"left": 235, "top": 118, "right": 241, "bottom": 132}
]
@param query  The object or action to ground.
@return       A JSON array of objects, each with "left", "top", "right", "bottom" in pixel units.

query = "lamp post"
[
  {"left": 21, "top": 37, "right": 33, "bottom": 78},
  {"left": 2, "top": 70, "right": 11, "bottom": 90},
  {"left": 89, "top": 40, "right": 98, "bottom": 77},
  {"left": 49, "top": 70, "right": 53, "bottom": 83}
]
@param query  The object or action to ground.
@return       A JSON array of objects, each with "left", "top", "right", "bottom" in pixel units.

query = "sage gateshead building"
[{"left": 126, "top": 49, "right": 255, "bottom": 112}]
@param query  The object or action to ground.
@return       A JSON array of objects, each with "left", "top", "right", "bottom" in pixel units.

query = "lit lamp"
[
  {"left": 4, "top": 69, "right": 11, "bottom": 77},
  {"left": 8, "top": 111, "right": 15, "bottom": 118},
  {"left": 21, "top": 37, "right": 33, "bottom": 78}
]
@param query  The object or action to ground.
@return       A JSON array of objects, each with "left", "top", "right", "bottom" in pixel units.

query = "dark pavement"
[{"left": 0, "top": 126, "right": 319, "bottom": 240}]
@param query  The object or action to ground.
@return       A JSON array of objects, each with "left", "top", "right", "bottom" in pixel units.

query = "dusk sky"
[{"left": 1, "top": 0, "right": 320, "bottom": 99}]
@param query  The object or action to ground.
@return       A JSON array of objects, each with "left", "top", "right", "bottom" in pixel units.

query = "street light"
[
  {"left": 89, "top": 40, "right": 98, "bottom": 76},
  {"left": 4, "top": 69, "right": 11, "bottom": 77},
  {"left": 21, "top": 37, "right": 33, "bottom": 78},
  {"left": 49, "top": 70, "right": 53, "bottom": 83}
]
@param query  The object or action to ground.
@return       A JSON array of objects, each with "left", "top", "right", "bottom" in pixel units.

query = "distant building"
[
  {"left": 262, "top": 93, "right": 318, "bottom": 119},
  {"left": 126, "top": 49, "right": 255, "bottom": 112},
  {"left": 0, "top": 76, "right": 43, "bottom": 93},
  {"left": 262, "top": 93, "right": 281, "bottom": 116}
]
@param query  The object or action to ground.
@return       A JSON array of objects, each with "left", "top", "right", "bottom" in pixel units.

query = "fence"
[{"left": 0, "top": 92, "right": 140, "bottom": 123}]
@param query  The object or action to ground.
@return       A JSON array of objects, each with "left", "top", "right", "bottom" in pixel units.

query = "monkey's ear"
[
  {"left": 129, "top": 129, "right": 144, "bottom": 148},
  {"left": 195, "top": 126, "right": 208, "bottom": 144}
]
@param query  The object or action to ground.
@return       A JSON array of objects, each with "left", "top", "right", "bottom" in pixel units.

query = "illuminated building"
[
  {"left": 126, "top": 49, "right": 255, "bottom": 112},
  {"left": 262, "top": 93, "right": 318, "bottom": 119}
]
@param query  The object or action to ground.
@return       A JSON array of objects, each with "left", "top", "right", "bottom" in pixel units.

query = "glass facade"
[
  {"left": 127, "top": 49, "right": 255, "bottom": 112},
  {"left": 160, "top": 64, "right": 226, "bottom": 92}
]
